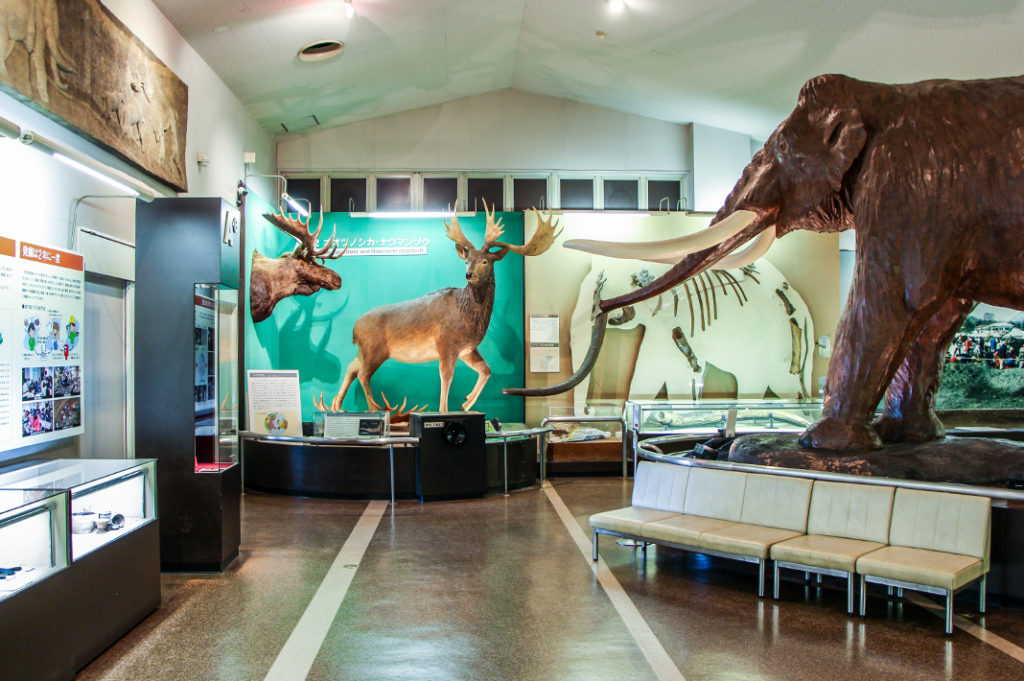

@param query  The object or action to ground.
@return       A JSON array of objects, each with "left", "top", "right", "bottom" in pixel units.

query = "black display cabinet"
[
  {"left": 135, "top": 197, "right": 241, "bottom": 571},
  {"left": 409, "top": 412, "right": 486, "bottom": 501}
]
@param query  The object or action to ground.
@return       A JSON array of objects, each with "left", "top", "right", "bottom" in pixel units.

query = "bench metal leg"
[
  {"left": 945, "top": 590, "right": 954, "bottom": 635},
  {"left": 758, "top": 559, "right": 766, "bottom": 598},
  {"left": 979, "top": 574, "right": 987, "bottom": 613},
  {"left": 847, "top": 573, "right": 855, "bottom": 615},
  {"left": 859, "top": 574, "right": 867, "bottom": 617},
  {"left": 773, "top": 561, "right": 781, "bottom": 600},
  {"left": 641, "top": 541, "right": 648, "bottom": 560},
  {"left": 592, "top": 530, "right": 599, "bottom": 561}
]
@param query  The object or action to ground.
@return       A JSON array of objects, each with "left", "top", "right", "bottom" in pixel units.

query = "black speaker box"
[{"left": 409, "top": 412, "right": 487, "bottom": 501}]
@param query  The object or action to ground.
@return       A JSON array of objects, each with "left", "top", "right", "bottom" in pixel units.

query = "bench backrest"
[
  {"left": 683, "top": 467, "right": 746, "bottom": 521},
  {"left": 739, "top": 473, "right": 813, "bottom": 532},
  {"left": 889, "top": 488, "right": 991, "bottom": 565},
  {"left": 806, "top": 480, "right": 895, "bottom": 543},
  {"left": 632, "top": 461, "right": 690, "bottom": 513}
]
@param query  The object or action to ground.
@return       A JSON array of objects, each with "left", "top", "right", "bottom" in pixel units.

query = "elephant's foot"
[
  {"left": 872, "top": 412, "right": 945, "bottom": 444},
  {"left": 799, "top": 416, "right": 882, "bottom": 451}
]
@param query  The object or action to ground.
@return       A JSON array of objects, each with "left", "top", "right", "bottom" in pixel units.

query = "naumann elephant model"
[
  {"left": 569, "top": 256, "right": 812, "bottom": 413},
  {"left": 514, "top": 73, "right": 1024, "bottom": 451}
]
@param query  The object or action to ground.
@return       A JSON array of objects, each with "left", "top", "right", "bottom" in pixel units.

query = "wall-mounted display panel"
[
  {"left": 0, "top": 488, "right": 69, "bottom": 601},
  {"left": 0, "top": 236, "right": 85, "bottom": 452},
  {"left": 0, "top": 459, "right": 156, "bottom": 561}
]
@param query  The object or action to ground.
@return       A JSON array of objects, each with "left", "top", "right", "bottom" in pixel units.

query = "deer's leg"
[
  {"left": 459, "top": 348, "right": 491, "bottom": 412},
  {"left": 357, "top": 354, "right": 386, "bottom": 412},
  {"left": 438, "top": 353, "right": 457, "bottom": 413},
  {"left": 332, "top": 356, "right": 362, "bottom": 411}
]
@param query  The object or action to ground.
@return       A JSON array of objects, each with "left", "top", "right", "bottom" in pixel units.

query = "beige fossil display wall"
[{"left": 521, "top": 211, "right": 840, "bottom": 427}]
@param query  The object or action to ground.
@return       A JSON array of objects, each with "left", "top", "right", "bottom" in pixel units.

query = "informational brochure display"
[
  {"left": 1, "top": 237, "right": 84, "bottom": 451},
  {"left": 246, "top": 369, "right": 302, "bottom": 437}
]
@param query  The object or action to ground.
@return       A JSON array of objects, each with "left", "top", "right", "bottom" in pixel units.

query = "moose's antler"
[
  {"left": 491, "top": 207, "right": 562, "bottom": 256},
  {"left": 264, "top": 211, "right": 346, "bottom": 262}
]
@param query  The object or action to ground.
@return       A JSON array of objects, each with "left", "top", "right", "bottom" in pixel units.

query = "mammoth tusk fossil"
[
  {"left": 504, "top": 313, "right": 609, "bottom": 396},
  {"left": 710, "top": 224, "right": 776, "bottom": 269},
  {"left": 563, "top": 210, "right": 757, "bottom": 262}
]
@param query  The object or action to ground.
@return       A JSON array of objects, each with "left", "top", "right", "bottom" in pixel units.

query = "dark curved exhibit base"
[{"left": 242, "top": 438, "right": 536, "bottom": 500}]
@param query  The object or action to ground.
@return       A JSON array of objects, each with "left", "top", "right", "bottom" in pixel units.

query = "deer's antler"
[
  {"left": 443, "top": 208, "right": 476, "bottom": 251},
  {"left": 492, "top": 207, "right": 562, "bottom": 256},
  {"left": 379, "top": 392, "right": 426, "bottom": 424},
  {"left": 264, "top": 211, "right": 345, "bottom": 262},
  {"left": 482, "top": 199, "right": 505, "bottom": 247}
]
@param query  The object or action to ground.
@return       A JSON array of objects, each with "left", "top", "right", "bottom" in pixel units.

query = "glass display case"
[
  {"left": 195, "top": 284, "right": 239, "bottom": 472},
  {"left": 0, "top": 488, "right": 69, "bottom": 600},
  {"left": 0, "top": 459, "right": 157, "bottom": 560},
  {"left": 626, "top": 398, "right": 824, "bottom": 438}
]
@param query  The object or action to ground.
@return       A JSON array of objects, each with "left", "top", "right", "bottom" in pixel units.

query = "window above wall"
[{"left": 284, "top": 172, "right": 688, "bottom": 213}]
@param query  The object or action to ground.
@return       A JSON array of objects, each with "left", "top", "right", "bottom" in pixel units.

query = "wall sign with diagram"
[{"left": 0, "top": 236, "right": 85, "bottom": 450}]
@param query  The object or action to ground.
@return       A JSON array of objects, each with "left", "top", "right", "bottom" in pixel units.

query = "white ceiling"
[{"left": 151, "top": 0, "right": 1024, "bottom": 141}]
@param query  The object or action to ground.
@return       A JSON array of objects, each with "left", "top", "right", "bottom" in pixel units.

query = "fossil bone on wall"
[{"left": 0, "top": 0, "right": 188, "bottom": 191}]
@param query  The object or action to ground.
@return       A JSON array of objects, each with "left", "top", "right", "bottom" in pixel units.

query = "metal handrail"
[
  {"left": 540, "top": 416, "right": 629, "bottom": 479},
  {"left": 637, "top": 436, "right": 1024, "bottom": 506},
  {"left": 486, "top": 426, "right": 554, "bottom": 494}
]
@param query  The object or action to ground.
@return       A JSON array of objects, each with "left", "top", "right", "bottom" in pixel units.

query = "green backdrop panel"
[{"left": 243, "top": 194, "right": 525, "bottom": 423}]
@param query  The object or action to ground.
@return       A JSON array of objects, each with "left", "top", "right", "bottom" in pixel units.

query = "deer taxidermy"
[
  {"left": 322, "top": 202, "right": 561, "bottom": 412},
  {"left": 250, "top": 211, "right": 346, "bottom": 322}
]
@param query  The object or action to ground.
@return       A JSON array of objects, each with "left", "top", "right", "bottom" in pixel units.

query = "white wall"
[
  {"left": 691, "top": 123, "right": 756, "bottom": 213},
  {"left": 0, "top": 0, "right": 274, "bottom": 465},
  {"left": 277, "top": 89, "right": 692, "bottom": 174}
]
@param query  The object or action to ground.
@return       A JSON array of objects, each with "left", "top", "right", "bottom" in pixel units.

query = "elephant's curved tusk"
[
  {"left": 711, "top": 225, "right": 776, "bottom": 269},
  {"left": 563, "top": 210, "right": 757, "bottom": 263},
  {"left": 503, "top": 313, "right": 609, "bottom": 396}
]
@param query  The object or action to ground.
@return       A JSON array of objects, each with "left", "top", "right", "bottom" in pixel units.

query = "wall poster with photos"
[{"left": 1, "top": 236, "right": 84, "bottom": 449}]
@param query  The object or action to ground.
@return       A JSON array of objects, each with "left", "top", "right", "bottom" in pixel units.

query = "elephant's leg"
[
  {"left": 873, "top": 297, "right": 973, "bottom": 443},
  {"left": 801, "top": 262, "right": 952, "bottom": 451}
]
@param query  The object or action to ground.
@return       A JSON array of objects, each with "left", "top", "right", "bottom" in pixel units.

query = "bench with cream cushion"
[
  {"left": 856, "top": 488, "right": 991, "bottom": 634},
  {"left": 589, "top": 461, "right": 691, "bottom": 561},
  {"left": 770, "top": 481, "right": 895, "bottom": 613},
  {"left": 597, "top": 466, "right": 813, "bottom": 597}
]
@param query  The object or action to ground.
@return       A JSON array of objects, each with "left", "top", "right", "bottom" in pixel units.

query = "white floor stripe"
[
  {"left": 544, "top": 484, "right": 687, "bottom": 681},
  {"left": 263, "top": 500, "right": 388, "bottom": 681},
  {"left": 904, "top": 592, "right": 1024, "bottom": 664}
]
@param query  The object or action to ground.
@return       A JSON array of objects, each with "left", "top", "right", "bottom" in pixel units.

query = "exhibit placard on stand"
[
  {"left": 246, "top": 370, "right": 302, "bottom": 437},
  {"left": 320, "top": 412, "right": 389, "bottom": 439}
]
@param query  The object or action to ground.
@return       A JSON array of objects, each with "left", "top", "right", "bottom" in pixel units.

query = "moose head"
[{"left": 250, "top": 211, "right": 346, "bottom": 322}]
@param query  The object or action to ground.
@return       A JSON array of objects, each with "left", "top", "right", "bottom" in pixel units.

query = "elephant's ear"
[{"left": 820, "top": 108, "right": 866, "bottom": 192}]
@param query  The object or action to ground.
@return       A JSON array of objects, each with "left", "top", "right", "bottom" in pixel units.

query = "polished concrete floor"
[{"left": 77, "top": 478, "right": 1024, "bottom": 681}]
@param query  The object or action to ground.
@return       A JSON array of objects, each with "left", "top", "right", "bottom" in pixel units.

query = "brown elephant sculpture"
[{"left": 510, "top": 73, "right": 1024, "bottom": 451}]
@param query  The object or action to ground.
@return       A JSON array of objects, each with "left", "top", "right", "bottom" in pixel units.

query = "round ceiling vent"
[{"left": 298, "top": 39, "right": 344, "bottom": 62}]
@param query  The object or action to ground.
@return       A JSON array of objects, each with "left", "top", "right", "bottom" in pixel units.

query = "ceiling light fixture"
[
  {"left": 343, "top": 0, "right": 355, "bottom": 18},
  {"left": 298, "top": 39, "right": 345, "bottom": 62},
  {"left": 282, "top": 192, "right": 310, "bottom": 217},
  {"left": 607, "top": 0, "right": 625, "bottom": 12}
]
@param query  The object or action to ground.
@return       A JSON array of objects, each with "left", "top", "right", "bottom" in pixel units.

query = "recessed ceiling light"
[
  {"left": 213, "top": 25, "right": 230, "bottom": 33},
  {"left": 298, "top": 39, "right": 345, "bottom": 62},
  {"left": 607, "top": 0, "right": 625, "bottom": 12}
]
